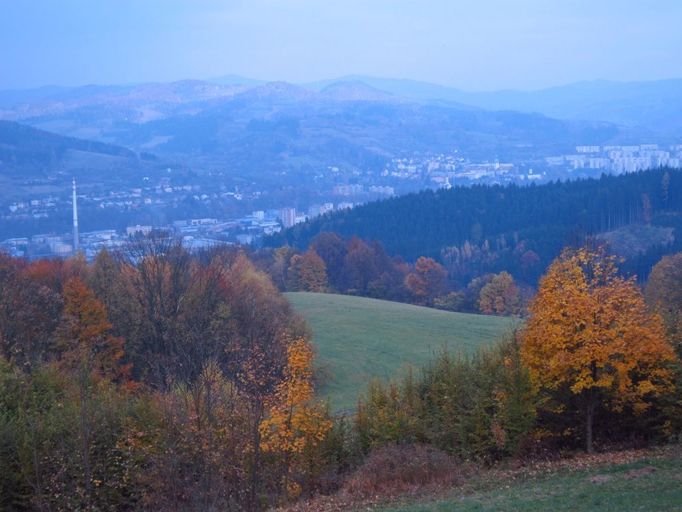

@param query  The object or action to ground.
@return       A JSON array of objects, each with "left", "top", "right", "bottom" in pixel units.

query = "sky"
[{"left": 2, "top": 0, "right": 682, "bottom": 91}]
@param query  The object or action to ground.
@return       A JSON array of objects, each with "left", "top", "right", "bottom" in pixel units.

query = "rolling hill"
[
  {"left": 0, "top": 120, "right": 169, "bottom": 201},
  {"left": 285, "top": 292, "right": 517, "bottom": 411}
]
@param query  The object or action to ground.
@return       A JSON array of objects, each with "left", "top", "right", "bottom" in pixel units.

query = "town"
[
  {"left": 1, "top": 193, "right": 351, "bottom": 260},
  {"left": 2, "top": 143, "right": 681, "bottom": 260}
]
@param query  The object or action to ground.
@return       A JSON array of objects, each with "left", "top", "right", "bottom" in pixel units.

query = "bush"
[
  {"left": 342, "top": 444, "right": 464, "bottom": 498},
  {"left": 355, "top": 336, "right": 536, "bottom": 462}
]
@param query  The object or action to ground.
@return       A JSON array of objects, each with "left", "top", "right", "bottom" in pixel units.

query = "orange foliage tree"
[
  {"left": 404, "top": 256, "right": 447, "bottom": 304},
  {"left": 521, "top": 248, "right": 677, "bottom": 452},
  {"left": 57, "top": 277, "right": 130, "bottom": 506},
  {"left": 259, "top": 338, "right": 332, "bottom": 499},
  {"left": 57, "top": 277, "right": 128, "bottom": 383}
]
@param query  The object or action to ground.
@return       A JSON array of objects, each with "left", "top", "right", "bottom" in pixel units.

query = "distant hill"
[
  {"left": 0, "top": 120, "right": 164, "bottom": 200},
  {"left": 104, "top": 85, "right": 641, "bottom": 189},
  {"left": 0, "top": 79, "right": 648, "bottom": 187},
  {"left": 271, "top": 168, "right": 682, "bottom": 283},
  {"left": 304, "top": 75, "right": 479, "bottom": 110},
  {"left": 319, "top": 80, "right": 399, "bottom": 102},
  {"left": 1, "top": 77, "right": 674, "bottom": 199},
  {"left": 311, "top": 76, "right": 682, "bottom": 135},
  {"left": 0, "top": 80, "right": 248, "bottom": 140},
  {"left": 0, "top": 120, "right": 135, "bottom": 174},
  {"left": 207, "top": 74, "right": 266, "bottom": 87},
  {"left": 285, "top": 292, "right": 516, "bottom": 411}
]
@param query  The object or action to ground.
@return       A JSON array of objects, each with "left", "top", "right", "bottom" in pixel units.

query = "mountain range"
[
  {"left": 0, "top": 75, "right": 679, "bottom": 205},
  {"left": 303, "top": 76, "right": 682, "bottom": 135},
  {"left": 1, "top": 76, "right": 670, "bottom": 171},
  {"left": 3, "top": 75, "right": 682, "bottom": 135}
]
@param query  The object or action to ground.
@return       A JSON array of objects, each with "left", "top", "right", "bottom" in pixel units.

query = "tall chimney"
[{"left": 72, "top": 178, "right": 79, "bottom": 253}]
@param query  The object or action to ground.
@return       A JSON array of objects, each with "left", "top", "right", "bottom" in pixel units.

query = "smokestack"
[{"left": 72, "top": 178, "right": 79, "bottom": 253}]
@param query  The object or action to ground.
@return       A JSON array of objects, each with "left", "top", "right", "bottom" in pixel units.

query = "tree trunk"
[
  {"left": 80, "top": 387, "right": 93, "bottom": 506},
  {"left": 586, "top": 399, "right": 596, "bottom": 454},
  {"left": 248, "top": 401, "right": 263, "bottom": 512}
]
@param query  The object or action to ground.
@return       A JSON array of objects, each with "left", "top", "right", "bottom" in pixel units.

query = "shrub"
[
  {"left": 342, "top": 444, "right": 464, "bottom": 498},
  {"left": 355, "top": 337, "right": 536, "bottom": 461}
]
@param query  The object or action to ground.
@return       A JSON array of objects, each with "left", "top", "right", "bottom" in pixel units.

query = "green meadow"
[{"left": 285, "top": 292, "right": 517, "bottom": 411}]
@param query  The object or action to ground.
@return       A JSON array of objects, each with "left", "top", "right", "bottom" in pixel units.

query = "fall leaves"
[
  {"left": 355, "top": 247, "right": 681, "bottom": 462},
  {"left": 521, "top": 248, "right": 678, "bottom": 452},
  {"left": 57, "top": 277, "right": 129, "bottom": 384},
  {"left": 0, "top": 246, "right": 332, "bottom": 511},
  {"left": 259, "top": 338, "right": 332, "bottom": 498},
  {"left": 260, "top": 338, "right": 331, "bottom": 456},
  {"left": 1, "top": 241, "right": 681, "bottom": 510}
]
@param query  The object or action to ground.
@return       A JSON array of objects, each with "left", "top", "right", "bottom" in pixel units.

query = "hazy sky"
[{"left": 2, "top": 0, "right": 682, "bottom": 91}]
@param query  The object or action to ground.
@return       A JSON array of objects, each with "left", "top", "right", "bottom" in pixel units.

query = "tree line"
[
  {"left": 267, "top": 168, "right": 682, "bottom": 286},
  {"left": 255, "top": 233, "right": 525, "bottom": 316}
]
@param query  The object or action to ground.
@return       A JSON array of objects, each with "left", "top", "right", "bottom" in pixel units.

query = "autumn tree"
[
  {"left": 478, "top": 271, "right": 521, "bottom": 316},
  {"left": 57, "top": 277, "right": 129, "bottom": 506},
  {"left": 0, "top": 254, "right": 62, "bottom": 369},
  {"left": 132, "top": 360, "right": 252, "bottom": 510},
  {"left": 646, "top": 252, "right": 682, "bottom": 356},
  {"left": 223, "top": 253, "right": 307, "bottom": 509},
  {"left": 0, "top": 357, "right": 140, "bottom": 510},
  {"left": 268, "top": 245, "right": 297, "bottom": 291},
  {"left": 341, "top": 238, "right": 381, "bottom": 293},
  {"left": 88, "top": 248, "right": 139, "bottom": 340},
  {"left": 0, "top": 248, "right": 336, "bottom": 510},
  {"left": 286, "top": 250, "right": 328, "bottom": 292},
  {"left": 259, "top": 338, "right": 332, "bottom": 499},
  {"left": 58, "top": 277, "right": 127, "bottom": 381},
  {"left": 521, "top": 248, "right": 677, "bottom": 452},
  {"left": 120, "top": 236, "right": 230, "bottom": 387},
  {"left": 311, "top": 232, "right": 347, "bottom": 290},
  {"left": 404, "top": 256, "right": 447, "bottom": 305},
  {"left": 519, "top": 249, "right": 541, "bottom": 282}
]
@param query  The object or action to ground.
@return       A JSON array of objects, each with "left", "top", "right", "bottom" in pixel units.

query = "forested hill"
[
  {"left": 0, "top": 120, "right": 136, "bottom": 172},
  {"left": 0, "top": 120, "right": 168, "bottom": 204},
  {"left": 268, "top": 168, "right": 682, "bottom": 283}
]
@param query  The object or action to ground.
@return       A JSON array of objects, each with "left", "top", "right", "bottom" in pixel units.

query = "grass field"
[
  {"left": 382, "top": 449, "right": 682, "bottom": 512},
  {"left": 285, "top": 292, "right": 517, "bottom": 411}
]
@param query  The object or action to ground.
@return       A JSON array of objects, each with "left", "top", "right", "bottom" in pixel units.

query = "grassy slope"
[
  {"left": 285, "top": 292, "right": 516, "bottom": 411},
  {"left": 384, "top": 449, "right": 682, "bottom": 512}
]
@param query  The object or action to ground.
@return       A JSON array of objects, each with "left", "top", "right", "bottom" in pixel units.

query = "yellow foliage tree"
[
  {"left": 478, "top": 271, "right": 521, "bottom": 315},
  {"left": 521, "top": 248, "right": 677, "bottom": 452},
  {"left": 287, "top": 250, "right": 328, "bottom": 292},
  {"left": 259, "top": 338, "right": 332, "bottom": 498}
]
